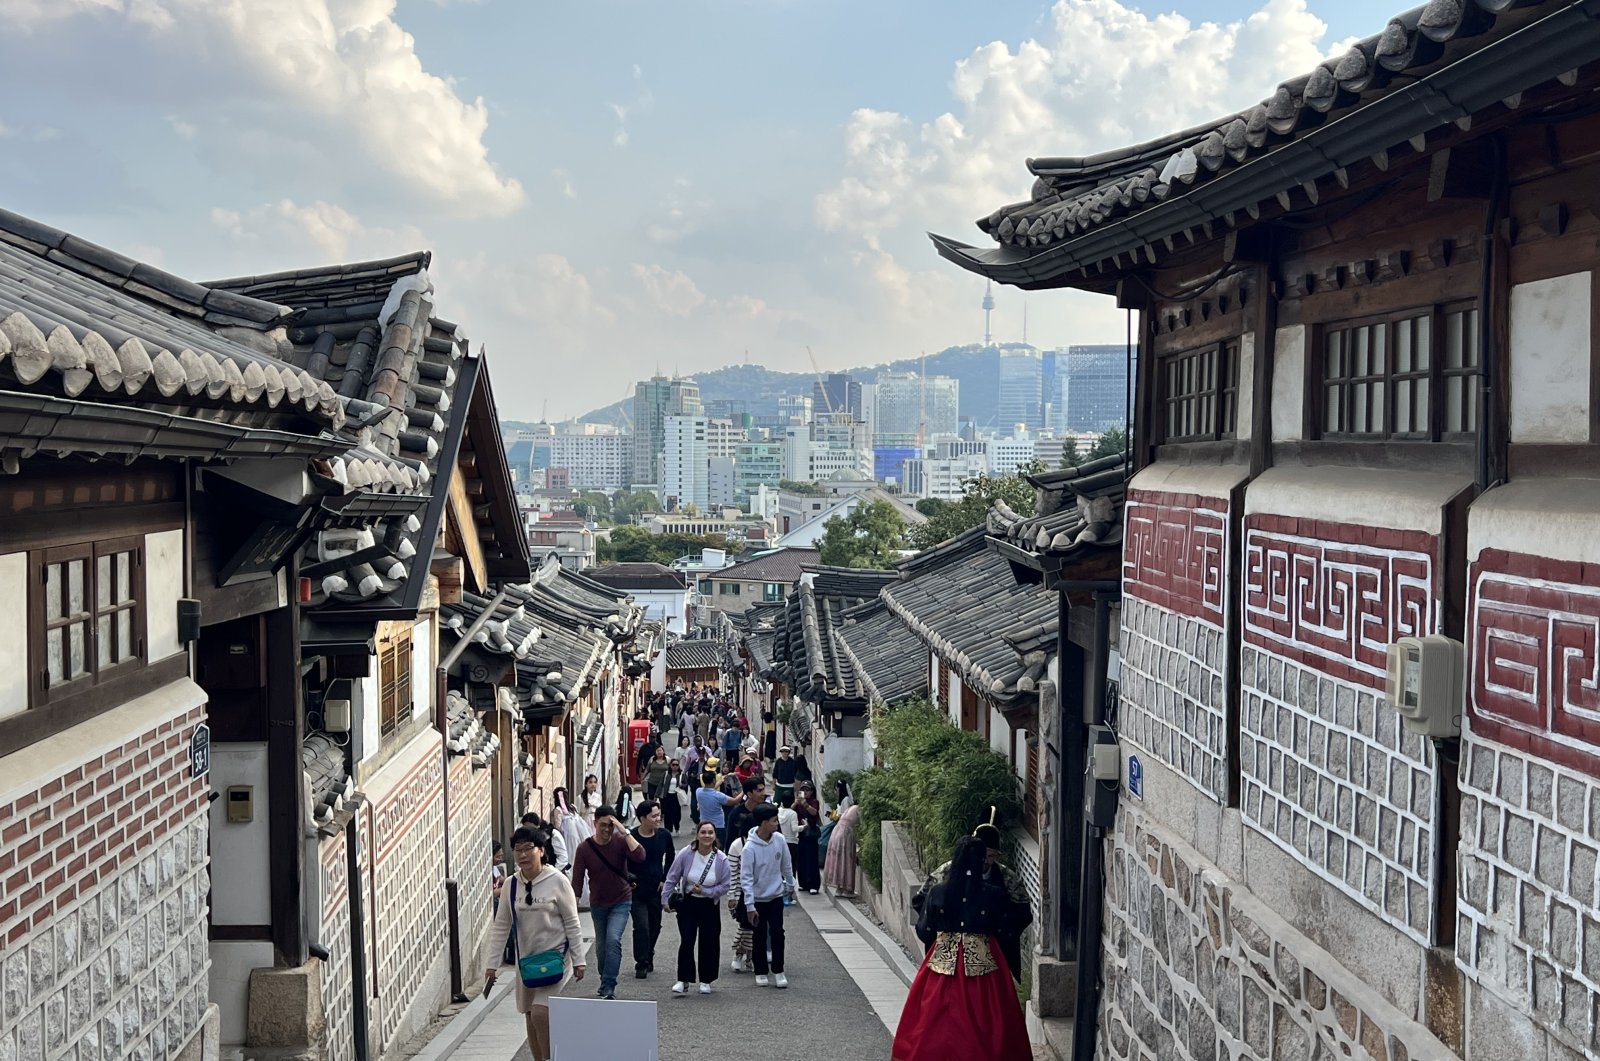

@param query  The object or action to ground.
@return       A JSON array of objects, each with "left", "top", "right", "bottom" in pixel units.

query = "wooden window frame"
[
  {"left": 1158, "top": 339, "right": 1240, "bottom": 444},
  {"left": 1315, "top": 302, "right": 1480, "bottom": 442},
  {"left": 378, "top": 627, "right": 414, "bottom": 739},
  {"left": 29, "top": 535, "right": 148, "bottom": 708}
]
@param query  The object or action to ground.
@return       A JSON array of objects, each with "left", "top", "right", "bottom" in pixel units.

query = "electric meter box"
[{"left": 1384, "top": 635, "right": 1464, "bottom": 738}]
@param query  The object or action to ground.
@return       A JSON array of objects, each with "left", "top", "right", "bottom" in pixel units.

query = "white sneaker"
[
  {"left": 671, "top": 982, "right": 686, "bottom": 996},
  {"left": 755, "top": 974, "right": 769, "bottom": 987},
  {"left": 698, "top": 983, "right": 712, "bottom": 995},
  {"left": 731, "top": 956, "right": 747, "bottom": 973},
  {"left": 773, "top": 973, "right": 788, "bottom": 988}
]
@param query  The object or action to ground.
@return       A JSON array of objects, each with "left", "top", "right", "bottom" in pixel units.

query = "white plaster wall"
[
  {"left": 1013, "top": 727, "right": 1027, "bottom": 782},
  {"left": 1236, "top": 332, "right": 1256, "bottom": 441},
  {"left": 209, "top": 743, "right": 271, "bottom": 925},
  {"left": 210, "top": 939, "right": 273, "bottom": 1046},
  {"left": 0, "top": 552, "right": 26, "bottom": 719},
  {"left": 1510, "top": 271, "right": 1591, "bottom": 443},
  {"left": 928, "top": 652, "right": 939, "bottom": 707},
  {"left": 358, "top": 665, "right": 380, "bottom": 765},
  {"left": 821, "top": 734, "right": 865, "bottom": 777},
  {"left": 146, "top": 528, "right": 185, "bottom": 662},
  {"left": 1129, "top": 461, "right": 1249, "bottom": 500},
  {"left": 990, "top": 706, "right": 1008, "bottom": 756},
  {"left": 946, "top": 669, "right": 962, "bottom": 725},
  {"left": 1272, "top": 325, "right": 1306, "bottom": 441},
  {"left": 1245, "top": 464, "right": 1469, "bottom": 531},
  {"left": 1469, "top": 477, "right": 1600, "bottom": 564},
  {"left": 411, "top": 615, "right": 433, "bottom": 722}
]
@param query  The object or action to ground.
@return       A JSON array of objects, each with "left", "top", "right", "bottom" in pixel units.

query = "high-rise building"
[
  {"left": 708, "top": 456, "right": 739, "bottom": 509},
  {"left": 1057, "top": 345, "right": 1130, "bottom": 433},
  {"left": 998, "top": 347, "right": 1043, "bottom": 431},
  {"left": 544, "top": 428, "right": 630, "bottom": 491},
  {"left": 661, "top": 414, "right": 709, "bottom": 510},
  {"left": 631, "top": 376, "right": 702, "bottom": 486},
  {"left": 776, "top": 394, "right": 813, "bottom": 425},
  {"left": 872, "top": 372, "right": 959, "bottom": 441},
  {"left": 987, "top": 437, "right": 1037, "bottom": 475},
  {"left": 707, "top": 418, "right": 743, "bottom": 459},
  {"left": 734, "top": 441, "right": 783, "bottom": 502},
  {"left": 813, "top": 373, "right": 863, "bottom": 420}
]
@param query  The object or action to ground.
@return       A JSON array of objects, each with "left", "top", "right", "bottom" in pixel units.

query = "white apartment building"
[
  {"left": 808, "top": 445, "right": 874, "bottom": 481},
  {"left": 904, "top": 453, "right": 988, "bottom": 500},
  {"left": 544, "top": 428, "right": 630, "bottom": 491},
  {"left": 986, "top": 436, "right": 1036, "bottom": 475},
  {"left": 708, "top": 456, "right": 739, "bottom": 509},
  {"left": 707, "top": 418, "right": 743, "bottom": 458},
  {"left": 662, "top": 415, "right": 709, "bottom": 511}
]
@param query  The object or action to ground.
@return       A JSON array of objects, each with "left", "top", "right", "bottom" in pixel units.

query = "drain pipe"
[
  {"left": 346, "top": 811, "right": 371, "bottom": 1061},
  {"left": 1476, "top": 133, "right": 1509, "bottom": 494},
  {"left": 437, "top": 587, "right": 511, "bottom": 1005}
]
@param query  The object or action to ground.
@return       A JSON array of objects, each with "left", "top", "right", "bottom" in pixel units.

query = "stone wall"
[
  {"left": 1096, "top": 804, "right": 1450, "bottom": 1061},
  {"left": 870, "top": 821, "right": 925, "bottom": 961},
  {"left": 447, "top": 752, "right": 494, "bottom": 985},
  {"left": 0, "top": 691, "right": 212, "bottom": 1061},
  {"left": 318, "top": 829, "right": 355, "bottom": 1061}
]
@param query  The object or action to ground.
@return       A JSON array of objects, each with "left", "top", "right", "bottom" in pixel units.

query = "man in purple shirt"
[{"left": 571, "top": 805, "right": 647, "bottom": 999}]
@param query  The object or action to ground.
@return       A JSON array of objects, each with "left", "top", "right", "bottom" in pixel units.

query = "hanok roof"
[
  {"left": 988, "top": 454, "right": 1128, "bottom": 557},
  {"left": 882, "top": 527, "right": 1055, "bottom": 705},
  {"left": 208, "top": 254, "right": 479, "bottom": 616},
  {"left": 585, "top": 562, "right": 689, "bottom": 591},
  {"left": 665, "top": 640, "right": 723, "bottom": 672},
  {"left": 442, "top": 583, "right": 610, "bottom": 718},
  {"left": 933, "top": 0, "right": 1599, "bottom": 289},
  {"left": 303, "top": 732, "right": 353, "bottom": 835},
  {"left": 711, "top": 548, "right": 822, "bottom": 584},
  {"left": 770, "top": 566, "right": 899, "bottom": 706},
  {"left": 834, "top": 601, "right": 928, "bottom": 707},
  {"left": 445, "top": 690, "right": 502, "bottom": 767},
  {"left": 0, "top": 209, "right": 349, "bottom": 463}
]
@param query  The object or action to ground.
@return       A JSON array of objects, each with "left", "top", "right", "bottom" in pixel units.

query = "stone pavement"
[{"left": 438, "top": 889, "right": 904, "bottom": 1061}]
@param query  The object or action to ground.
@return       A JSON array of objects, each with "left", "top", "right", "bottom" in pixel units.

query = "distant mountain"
[{"left": 567, "top": 343, "right": 1039, "bottom": 430}]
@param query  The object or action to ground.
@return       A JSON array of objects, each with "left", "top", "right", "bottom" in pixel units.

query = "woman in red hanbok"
[{"left": 893, "top": 836, "right": 1032, "bottom": 1061}]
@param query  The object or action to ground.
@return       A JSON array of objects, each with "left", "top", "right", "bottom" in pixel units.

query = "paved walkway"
[{"left": 439, "top": 890, "right": 906, "bottom": 1061}]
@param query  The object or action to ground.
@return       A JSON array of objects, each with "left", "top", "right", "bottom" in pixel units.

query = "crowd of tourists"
[{"left": 483, "top": 682, "right": 850, "bottom": 1061}]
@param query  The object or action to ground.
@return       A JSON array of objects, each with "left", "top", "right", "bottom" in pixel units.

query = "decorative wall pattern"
[
  {"left": 1124, "top": 490, "right": 1230, "bottom": 628},
  {"left": 1244, "top": 516, "right": 1437, "bottom": 689},
  {"left": 1121, "top": 596, "right": 1231, "bottom": 801},
  {"left": 447, "top": 755, "right": 494, "bottom": 976},
  {"left": 0, "top": 703, "right": 212, "bottom": 1061},
  {"left": 1240, "top": 645, "right": 1438, "bottom": 944},
  {"left": 1470, "top": 549, "right": 1600, "bottom": 777},
  {"left": 319, "top": 830, "right": 355, "bottom": 1061}
]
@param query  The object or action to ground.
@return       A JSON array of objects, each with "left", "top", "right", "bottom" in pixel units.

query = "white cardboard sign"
[{"left": 548, "top": 996, "right": 658, "bottom": 1061}]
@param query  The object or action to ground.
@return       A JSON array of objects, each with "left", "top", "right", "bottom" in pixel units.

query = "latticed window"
[
  {"left": 379, "top": 627, "right": 414, "bottom": 737},
  {"left": 1320, "top": 304, "right": 1479, "bottom": 440},
  {"left": 33, "top": 537, "right": 144, "bottom": 705},
  {"left": 1160, "top": 340, "right": 1239, "bottom": 443}
]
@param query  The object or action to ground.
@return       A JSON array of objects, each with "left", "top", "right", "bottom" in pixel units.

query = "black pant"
[
  {"left": 662, "top": 793, "right": 682, "bottom": 833},
  {"left": 675, "top": 897, "right": 720, "bottom": 984},
  {"left": 631, "top": 890, "right": 663, "bottom": 972},
  {"left": 750, "top": 898, "right": 785, "bottom": 974}
]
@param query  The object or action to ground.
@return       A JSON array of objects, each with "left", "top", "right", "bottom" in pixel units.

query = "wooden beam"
[
  {"left": 1428, "top": 144, "right": 1498, "bottom": 203},
  {"left": 265, "top": 604, "right": 307, "bottom": 967},
  {"left": 431, "top": 555, "right": 465, "bottom": 605},
  {"left": 446, "top": 469, "right": 489, "bottom": 594}
]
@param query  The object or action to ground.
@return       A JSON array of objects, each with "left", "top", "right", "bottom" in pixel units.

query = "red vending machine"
[{"left": 627, "top": 719, "right": 652, "bottom": 785}]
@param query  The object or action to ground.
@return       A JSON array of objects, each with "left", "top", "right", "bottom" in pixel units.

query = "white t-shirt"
[{"left": 777, "top": 806, "right": 800, "bottom": 845}]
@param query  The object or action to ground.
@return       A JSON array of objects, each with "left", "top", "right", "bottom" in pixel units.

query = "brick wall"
[
  {"left": 0, "top": 699, "right": 211, "bottom": 1061},
  {"left": 367, "top": 735, "right": 446, "bottom": 1057},
  {"left": 1121, "top": 488, "right": 1233, "bottom": 802},
  {"left": 1096, "top": 805, "right": 1449, "bottom": 1061},
  {"left": 318, "top": 829, "right": 355, "bottom": 1061},
  {"left": 447, "top": 753, "right": 494, "bottom": 979},
  {"left": 1239, "top": 514, "right": 1442, "bottom": 945}
]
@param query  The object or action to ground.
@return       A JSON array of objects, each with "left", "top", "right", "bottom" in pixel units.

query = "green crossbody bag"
[{"left": 507, "top": 876, "right": 569, "bottom": 988}]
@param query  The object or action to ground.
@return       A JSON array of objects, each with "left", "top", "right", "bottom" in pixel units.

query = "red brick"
[
  {"left": 28, "top": 808, "right": 47, "bottom": 829},
  {"left": 8, "top": 921, "right": 26, "bottom": 944},
  {"left": 39, "top": 823, "right": 61, "bottom": 847},
  {"left": 42, "top": 868, "right": 64, "bottom": 893},
  {"left": 2, "top": 818, "right": 25, "bottom": 845},
  {"left": 39, "top": 778, "right": 63, "bottom": 801}
]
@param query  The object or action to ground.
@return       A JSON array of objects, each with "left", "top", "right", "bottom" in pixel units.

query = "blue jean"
[{"left": 590, "top": 900, "right": 632, "bottom": 993}]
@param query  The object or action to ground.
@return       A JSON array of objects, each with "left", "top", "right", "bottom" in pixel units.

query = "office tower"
[
  {"left": 872, "top": 372, "right": 959, "bottom": 442},
  {"left": 1058, "top": 345, "right": 1130, "bottom": 433},
  {"left": 734, "top": 441, "right": 783, "bottom": 501},
  {"left": 631, "top": 376, "right": 702, "bottom": 486},
  {"left": 987, "top": 436, "right": 1037, "bottom": 475},
  {"left": 998, "top": 348, "right": 1044, "bottom": 431},
  {"left": 813, "top": 373, "right": 864, "bottom": 419},
  {"left": 708, "top": 457, "right": 738, "bottom": 509},
  {"left": 545, "top": 428, "right": 630, "bottom": 491},
  {"left": 661, "top": 415, "right": 709, "bottom": 510},
  {"left": 706, "top": 418, "right": 743, "bottom": 459},
  {"left": 776, "top": 394, "right": 813, "bottom": 425}
]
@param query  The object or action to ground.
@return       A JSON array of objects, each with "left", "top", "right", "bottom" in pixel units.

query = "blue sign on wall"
[{"left": 1127, "top": 754, "right": 1143, "bottom": 801}]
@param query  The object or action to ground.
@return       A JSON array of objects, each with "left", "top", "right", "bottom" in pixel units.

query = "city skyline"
[{"left": 0, "top": 0, "right": 1395, "bottom": 418}]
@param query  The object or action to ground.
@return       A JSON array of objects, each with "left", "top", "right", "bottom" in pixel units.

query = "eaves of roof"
[{"left": 933, "top": 0, "right": 1600, "bottom": 288}]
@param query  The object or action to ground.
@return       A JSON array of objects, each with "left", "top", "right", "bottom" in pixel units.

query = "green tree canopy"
[
  {"left": 778, "top": 479, "right": 829, "bottom": 496},
  {"left": 596, "top": 526, "right": 731, "bottom": 565},
  {"left": 906, "top": 460, "right": 1045, "bottom": 551},
  {"left": 1085, "top": 425, "right": 1128, "bottom": 461},
  {"left": 817, "top": 499, "right": 906, "bottom": 568},
  {"left": 915, "top": 497, "right": 951, "bottom": 518}
]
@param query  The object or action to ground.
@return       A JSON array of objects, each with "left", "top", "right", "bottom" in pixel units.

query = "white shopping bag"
[{"left": 548, "top": 996, "right": 657, "bottom": 1061}]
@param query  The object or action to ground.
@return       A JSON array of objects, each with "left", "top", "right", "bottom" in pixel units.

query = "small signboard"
[
  {"left": 1126, "top": 753, "right": 1143, "bottom": 801},
  {"left": 549, "top": 996, "right": 656, "bottom": 1060},
  {"left": 191, "top": 723, "right": 211, "bottom": 780}
]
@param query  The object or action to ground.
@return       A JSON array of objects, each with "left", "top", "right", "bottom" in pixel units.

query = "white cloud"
[
  {"left": 3, "top": 0, "right": 523, "bottom": 217},
  {"left": 632, "top": 264, "right": 707, "bottom": 318},
  {"left": 816, "top": 0, "right": 1330, "bottom": 285},
  {"left": 608, "top": 64, "right": 653, "bottom": 151},
  {"left": 210, "top": 199, "right": 426, "bottom": 263}
]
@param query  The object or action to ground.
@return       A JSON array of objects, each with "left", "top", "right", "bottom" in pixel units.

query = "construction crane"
[{"left": 805, "top": 345, "right": 836, "bottom": 420}]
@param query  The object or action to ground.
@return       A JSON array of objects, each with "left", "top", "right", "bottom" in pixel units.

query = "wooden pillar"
[{"left": 265, "top": 603, "right": 307, "bottom": 967}]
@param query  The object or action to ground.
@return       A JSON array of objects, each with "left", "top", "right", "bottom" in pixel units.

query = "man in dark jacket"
[
  {"left": 771, "top": 745, "right": 799, "bottom": 806},
  {"left": 724, "top": 777, "right": 767, "bottom": 850}
]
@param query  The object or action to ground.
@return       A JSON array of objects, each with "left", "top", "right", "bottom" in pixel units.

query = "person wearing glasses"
[{"left": 484, "top": 826, "right": 585, "bottom": 1061}]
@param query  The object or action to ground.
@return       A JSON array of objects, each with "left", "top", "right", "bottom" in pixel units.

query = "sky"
[{"left": 0, "top": 0, "right": 1400, "bottom": 418}]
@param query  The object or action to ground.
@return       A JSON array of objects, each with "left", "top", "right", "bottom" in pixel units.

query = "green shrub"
[
  {"left": 854, "top": 697, "right": 1023, "bottom": 888},
  {"left": 822, "top": 768, "right": 856, "bottom": 803}
]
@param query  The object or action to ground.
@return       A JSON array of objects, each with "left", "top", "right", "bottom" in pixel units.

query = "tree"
[
  {"left": 570, "top": 490, "right": 613, "bottom": 523},
  {"left": 595, "top": 526, "right": 732, "bottom": 565},
  {"left": 609, "top": 489, "right": 660, "bottom": 524},
  {"left": 778, "top": 479, "right": 828, "bottom": 496},
  {"left": 1059, "top": 438, "right": 1084, "bottom": 469},
  {"left": 817, "top": 499, "right": 906, "bottom": 568},
  {"left": 915, "top": 497, "right": 951, "bottom": 518},
  {"left": 906, "top": 460, "right": 1045, "bottom": 551},
  {"left": 1085, "top": 425, "right": 1128, "bottom": 461}
]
